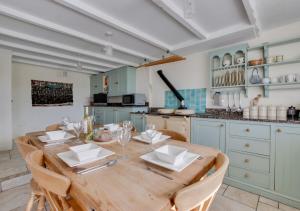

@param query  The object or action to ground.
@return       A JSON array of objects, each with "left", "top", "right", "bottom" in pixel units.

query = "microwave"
[
  {"left": 122, "top": 94, "right": 146, "bottom": 106},
  {"left": 93, "top": 93, "right": 107, "bottom": 105}
]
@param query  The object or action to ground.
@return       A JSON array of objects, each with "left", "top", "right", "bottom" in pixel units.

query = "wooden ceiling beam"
[
  {"left": 242, "top": 0, "right": 261, "bottom": 36},
  {"left": 138, "top": 55, "right": 185, "bottom": 68}
]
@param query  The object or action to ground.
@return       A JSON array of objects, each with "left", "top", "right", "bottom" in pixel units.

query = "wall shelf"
[
  {"left": 213, "top": 64, "right": 245, "bottom": 71},
  {"left": 247, "top": 59, "right": 300, "bottom": 69}
]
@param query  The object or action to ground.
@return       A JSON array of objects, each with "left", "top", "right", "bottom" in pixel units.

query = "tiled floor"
[{"left": 0, "top": 183, "right": 299, "bottom": 211}]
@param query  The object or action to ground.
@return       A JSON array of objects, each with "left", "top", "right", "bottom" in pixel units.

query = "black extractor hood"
[{"left": 157, "top": 70, "right": 187, "bottom": 109}]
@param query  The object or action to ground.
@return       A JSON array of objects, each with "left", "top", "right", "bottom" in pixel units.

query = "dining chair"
[
  {"left": 16, "top": 136, "right": 45, "bottom": 211},
  {"left": 173, "top": 152, "right": 229, "bottom": 211},
  {"left": 157, "top": 129, "right": 187, "bottom": 142},
  {"left": 45, "top": 124, "right": 61, "bottom": 131},
  {"left": 26, "top": 150, "right": 84, "bottom": 211}
]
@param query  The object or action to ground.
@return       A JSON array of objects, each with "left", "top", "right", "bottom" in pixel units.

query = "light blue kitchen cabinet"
[
  {"left": 90, "top": 73, "right": 103, "bottom": 97},
  {"left": 107, "top": 66, "right": 136, "bottom": 96},
  {"left": 103, "top": 108, "right": 116, "bottom": 124},
  {"left": 116, "top": 108, "right": 132, "bottom": 123},
  {"left": 131, "top": 113, "right": 146, "bottom": 132},
  {"left": 191, "top": 118, "right": 226, "bottom": 152},
  {"left": 274, "top": 126, "right": 300, "bottom": 200}
]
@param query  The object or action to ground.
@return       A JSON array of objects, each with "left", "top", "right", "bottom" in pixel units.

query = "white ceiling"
[{"left": 0, "top": 0, "right": 299, "bottom": 73}]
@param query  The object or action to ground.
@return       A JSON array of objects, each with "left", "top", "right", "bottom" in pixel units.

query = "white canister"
[
  {"left": 267, "top": 105, "right": 277, "bottom": 120},
  {"left": 250, "top": 106, "right": 258, "bottom": 119},
  {"left": 276, "top": 106, "right": 287, "bottom": 121},
  {"left": 243, "top": 107, "right": 250, "bottom": 119},
  {"left": 258, "top": 105, "right": 267, "bottom": 120}
]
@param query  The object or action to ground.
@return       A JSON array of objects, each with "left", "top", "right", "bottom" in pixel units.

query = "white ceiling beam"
[
  {"left": 0, "top": 3, "right": 158, "bottom": 61},
  {"left": 13, "top": 52, "right": 106, "bottom": 72},
  {"left": 53, "top": 0, "right": 171, "bottom": 51},
  {"left": 0, "top": 40, "right": 119, "bottom": 69},
  {"left": 152, "top": 0, "right": 207, "bottom": 39},
  {"left": 12, "top": 58, "right": 97, "bottom": 75},
  {"left": 172, "top": 25, "right": 255, "bottom": 51},
  {"left": 242, "top": 0, "right": 261, "bottom": 35},
  {"left": 0, "top": 28, "right": 123, "bottom": 68}
]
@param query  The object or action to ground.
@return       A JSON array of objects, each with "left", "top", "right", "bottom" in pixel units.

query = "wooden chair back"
[
  {"left": 173, "top": 153, "right": 229, "bottom": 211},
  {"left": 26, "top": 150, "right": 73, "bottom": 210},
  {"left": 16, "top": 136, "right": 38, "bottom": 160},
  {"left": 157, "top": 129, "right": 187, "bottom": 142},
  {"left": 45, "top": 124, "right": 61, "bottom": 131}
]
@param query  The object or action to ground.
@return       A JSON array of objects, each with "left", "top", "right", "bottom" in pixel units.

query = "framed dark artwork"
[{"left": 31, "top": 80, "right": 73, "bottom": 106}]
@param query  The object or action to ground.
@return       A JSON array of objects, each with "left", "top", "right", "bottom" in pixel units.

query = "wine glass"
[
  {"left": 117, "top": 128, "right": 131, "bottom": 160},
  {"left": 62, "top": 116, "right": 70, "bottom": 126},
  {"left": 73, "top": 121, "right": 83, "bottom": 138},
  {"left": 122, "top": 120, "right": 133, "bottom": 132},
  {"left": 145, "top": 124, "right": 156, "bottom": 150}
]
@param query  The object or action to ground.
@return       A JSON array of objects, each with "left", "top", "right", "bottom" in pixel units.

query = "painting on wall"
[{"left": 31, "top": 80, "right": 73, "bottom": 106}]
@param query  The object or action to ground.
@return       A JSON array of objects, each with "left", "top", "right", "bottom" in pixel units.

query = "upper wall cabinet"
[
  {"left": 90, "top": 73, "right": 103, "bottom": 97},
  {"left": 106, "top": 66, "right": 136, "bottom": 96}
]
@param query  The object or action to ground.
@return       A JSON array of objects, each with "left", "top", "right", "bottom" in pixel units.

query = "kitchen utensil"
[
  {"left": 226, "top": 92, "right": 230, "bottom": 112},
  {"left": 248, "top": 59, "right": 264, "bottom": 66},
  {"left": 237, "top": 92, "right": 242, "bottom": 113},
  {"left": 76, "top": 159, "right": 117, "bottom": 175},
  {"left": 286, "top": 74, "right": 296, "bottom": 83},
  {"left": 146, "top": 167, "right": 174, "bottom": 180},
  {"left": 236, "top": 57, "right": 245, "bottom": 64},
  {"left": 231, "top": 92, "right": 237, "bottom": 112},
  {"left": 262, "top": 78, "right": 270, "bottom": 84},
  {"left": 276, "top": 55, "right": 284, "bottom": 63},
  {"left": 213, "top": 92, "right": 222, "bottom": 106},
  {"left": 250, "top": 68, "right": 261, "bottom": 84},
  {"left": 278, "top": 75, "right": 285, "bottom": 83},
  {"left": 287, "top": 106, "right": 296, "bottom": 120}
]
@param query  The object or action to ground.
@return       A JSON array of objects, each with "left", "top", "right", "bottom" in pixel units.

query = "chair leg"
[
  {"left": 37, "top": 195, "right": 46, "bottom": 211},
  {"left": 26, "top": 192, "right": 35, "bottom": 211}
]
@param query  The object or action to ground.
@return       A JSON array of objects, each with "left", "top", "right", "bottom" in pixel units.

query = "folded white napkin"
[{"left": 66, "top": 123, "right": 74, "bottom": 130}]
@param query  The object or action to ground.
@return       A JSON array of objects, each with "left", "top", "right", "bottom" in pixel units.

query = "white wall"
[
  {"left": 136, "top": 20, "right": 300, "bottom": 109},
  {"left": 12, "top": 63, "right": 90, "bottom": 138},
  {"left": 0, "top": 49, "right": 12, "bottom": 150}
]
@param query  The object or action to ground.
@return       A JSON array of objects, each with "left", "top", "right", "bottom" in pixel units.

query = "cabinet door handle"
[
  {"left": 244, "top": 159, "right": 249, "bottom": 163},
  {"left": 244, "top": 173, "right": 249, "bottom": 178},
  {"left": 162, "top": 116, "right": 170, "bottom": 119},
  {"left": 276, "top": 128, "right": 282, "bottom": 133},
  {"left": 244, "top": 143, "right": 250, "bottom": 148},
  {"left": 220, "top": 124, "right": 224, "bottom": 127},
  {"left": 245, "top": 128, "right": 250, "bottom": 132}
]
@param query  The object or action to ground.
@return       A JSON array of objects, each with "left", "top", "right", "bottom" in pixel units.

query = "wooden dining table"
[{"left": 27, "top": 131, "right": 219, "bottom": 211}]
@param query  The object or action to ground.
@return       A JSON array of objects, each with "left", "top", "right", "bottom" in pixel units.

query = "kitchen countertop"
[
  {"left": 84, "top": 105, "right": 148, "bottom": 108},
  {"left": 131, "top": 108, "right": 300, "bottom": 124}
]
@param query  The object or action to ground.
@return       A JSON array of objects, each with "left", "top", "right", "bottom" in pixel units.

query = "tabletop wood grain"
[{"left": 27, "top": 131, "right": 219, "bottom": 211}]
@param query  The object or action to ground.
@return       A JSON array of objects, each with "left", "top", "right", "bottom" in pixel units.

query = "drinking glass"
[
  {"left": 145, "top": 124, "right": 156, "bottom": 150},
  {"left": 117, "top": 128, "right": 131, "bottom": 160},
  {"left": 62, "top": 116, "right": 71, "bottom": 126},
  {"left": 73, "top": 121, "right": 83, "bottom": 138}
]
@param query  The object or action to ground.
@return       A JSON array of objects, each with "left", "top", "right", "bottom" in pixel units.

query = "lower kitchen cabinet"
[
  {"left": 191, "top": 118, "right": 225, "bottom": 151},
  {"left": 146, "top": 115, "right": 191, "bottom": 142},
  {"left": 131, "top": 113, "right": 146, "bottom": 132},
  {"left": 87, "top": 106, "right": 148, "bottom": 125},
  {"left": 190, "top": 118, "right": 300, "bottom": 209},
  {"left": 275, "top": 126, "right": 300, "bottom": 200}
]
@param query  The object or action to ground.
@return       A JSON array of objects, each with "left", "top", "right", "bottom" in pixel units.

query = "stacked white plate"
[
  {"left": 57, "top": 143, "right": 114, "bottom": 167},
  {"left": 38, "top": 131, "right": 75, "bottom": 144}
]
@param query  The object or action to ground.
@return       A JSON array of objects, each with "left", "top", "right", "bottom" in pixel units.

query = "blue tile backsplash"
[{"left": 165, "top": 88, "right": 206, "bottom": 113}]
